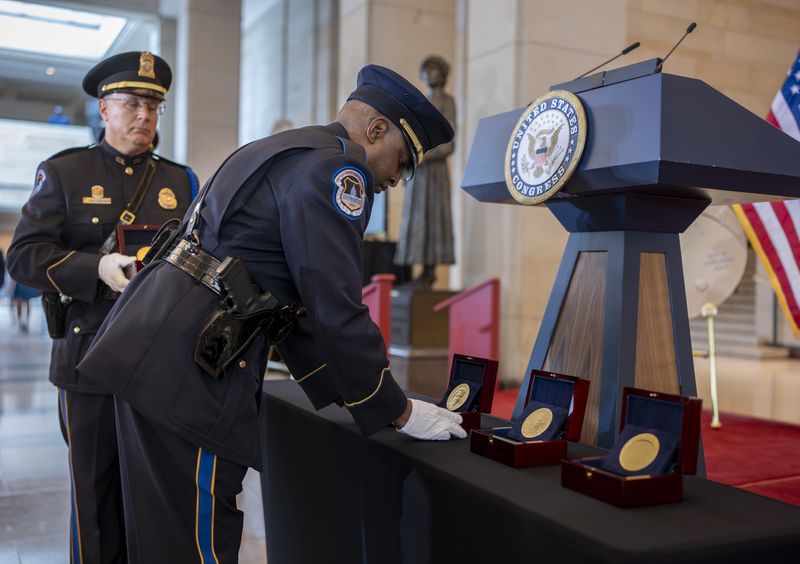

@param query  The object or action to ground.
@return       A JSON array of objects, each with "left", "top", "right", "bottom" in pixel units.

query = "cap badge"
[
  {"left": 32, "top": 168, "right": 46, "bottom": 196},
  {"left": 158, "top": 187, "right": 178, "bottom": 210},
  {"left": 83, "top": 185, "right": 112, "bottom": 205},
  {"left": 332, "top": 167, "right": 366, "bottom": 220},
  {"left": 505, "top": 89, "right": 587, "bottom": 205},
  {"left": 138, "top": 52, "right": 156, "bottom": 79}
]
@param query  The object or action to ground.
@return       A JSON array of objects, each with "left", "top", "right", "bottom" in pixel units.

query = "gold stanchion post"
[{"left": 701, "top": 302, "right": 722, "bottom": 429}]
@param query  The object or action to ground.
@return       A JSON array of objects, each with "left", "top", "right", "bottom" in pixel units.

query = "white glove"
[
  {"left": 98, "top": 253, "right": 137, "bottom": 293},
  {"left": 397, "top": 399, "right": 467, "bottom": 441}
]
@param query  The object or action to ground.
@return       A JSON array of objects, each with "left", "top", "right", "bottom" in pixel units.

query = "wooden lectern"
[{"left": 462, "top": 60, "right": 800, "bottom": 448}]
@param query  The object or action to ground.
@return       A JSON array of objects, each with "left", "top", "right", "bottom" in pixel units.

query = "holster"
[
  {"left": 161, "top": 246, "right": 305, "bottom": 380},
  {"left": 41, "top": 291, "right": 67, "bottom": 339},
  {"left": 194, "top": 300, "right": 304, "bottom": 380}
]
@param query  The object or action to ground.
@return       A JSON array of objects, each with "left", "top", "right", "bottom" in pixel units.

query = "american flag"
[{"left": 732, "top": 50, "right": 800, "bottom": 336}]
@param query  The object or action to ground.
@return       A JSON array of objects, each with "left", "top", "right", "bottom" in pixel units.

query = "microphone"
[
  {"left": 658, "top": 22, "right": 697, "bottom": 70},
  {"left": 574, "top": 41, "right": 641, "bottom": 80}
]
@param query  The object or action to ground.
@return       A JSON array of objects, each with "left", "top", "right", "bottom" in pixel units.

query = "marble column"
[{"left": 173, "top": 0, "right": 241, "bottom": 183}]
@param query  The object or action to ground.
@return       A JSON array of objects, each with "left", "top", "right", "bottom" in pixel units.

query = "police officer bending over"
[
  {"left": 78, "top": 64, "right": 462, "bottom": 562},
  {"left": 7, "top": 52, "right": 197, "bottom": 564}
]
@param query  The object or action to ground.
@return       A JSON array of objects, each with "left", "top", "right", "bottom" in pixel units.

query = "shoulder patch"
[
  {"left": 32, "top": 168, "right": 46, "bottom": 196},
  {"left": 332, "top": 167, "right": 367, "bottom": 220}
]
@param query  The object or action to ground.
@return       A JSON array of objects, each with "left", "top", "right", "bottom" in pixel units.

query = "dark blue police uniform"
[
  {"left": 7, "top": 51, "right": 196, "bottom": 564},
  {"left": 78, "top": 65, "right": 454, "bottom": 563}
]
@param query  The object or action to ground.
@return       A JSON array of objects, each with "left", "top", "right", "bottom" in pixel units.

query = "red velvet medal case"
[
  {"left": 437, "top": 354, "right": 498, "bottom": 432},
  {"left": 471, "top": 370, "right": 589, "bottom": 467},
  {"left": 561, "top": 387, "right": 702, "bottom": 508}
]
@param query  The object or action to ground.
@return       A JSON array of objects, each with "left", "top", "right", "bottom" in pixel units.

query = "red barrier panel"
[
  {"left": 362, "top": 273, "right": 395, "bottom": 351},
  {"left": 434, "top": 278, "right": 500, "bottom": 378}
]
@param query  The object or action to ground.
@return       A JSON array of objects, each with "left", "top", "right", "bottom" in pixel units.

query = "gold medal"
[
  {"left": 619, "top": 432, "right": 660, "bottom": 471},
  {"left": 136, "top": 247, "right": 151, "bottom": 262},
  {"left": 445, "top": 383, "right": 471, "bottom": 411},
  {"left": 521, "top": 407, "right": 553, "bottom": 439},
  {"left": 158, "top": 187, "right": 177, "bottom": 210}
]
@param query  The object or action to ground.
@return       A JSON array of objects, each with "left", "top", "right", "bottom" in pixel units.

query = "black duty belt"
[
  {"left": 163, "top": 239, "right": 224, "bottom": 296},
  {"left": 160, "top": 236, "right": 306, "bottom": 380}
]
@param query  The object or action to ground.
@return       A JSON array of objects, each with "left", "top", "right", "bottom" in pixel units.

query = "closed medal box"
[
  {"left": 561, "top": 387, "right": 702, "bottom": 508},
  {"left": 437, "top": 354, "right": 498, "bottom": 432},
  {"left": 116, "top": 224, "right": 161, "bottom": 270},
  {"left": 471, "top": 370, "right": 589, "bottom": 467}
]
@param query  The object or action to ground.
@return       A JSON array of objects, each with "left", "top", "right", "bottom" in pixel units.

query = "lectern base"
[{"left": 515, "top": 194, "right": 709, "bottom": 455}]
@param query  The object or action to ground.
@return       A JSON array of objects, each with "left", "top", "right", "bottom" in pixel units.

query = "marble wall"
[{"left": 625, "top": 0, "right": 800, "bottom": 116}]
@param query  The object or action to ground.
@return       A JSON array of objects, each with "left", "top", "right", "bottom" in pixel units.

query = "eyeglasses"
[{"left": 104, "top": 96, "right": 166, "bottom": 115}]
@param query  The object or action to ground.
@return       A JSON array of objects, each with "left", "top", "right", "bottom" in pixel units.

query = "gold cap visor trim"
[
  {"left": 101, "top": 81, "right": 167, "bottom": 95},
  {"left": 399, "top": 118, "right": 424, "bottom": 166}
]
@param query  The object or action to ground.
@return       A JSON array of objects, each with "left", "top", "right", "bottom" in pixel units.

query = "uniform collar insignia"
[{"left": 99, "top": 139, "right": 151, "bottom": 167}]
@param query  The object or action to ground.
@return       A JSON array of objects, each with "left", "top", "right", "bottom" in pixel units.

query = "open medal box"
[
  {"left": 437, "top": 354, "right": 498, "bottom": 432},
  {"left": 561, "top": 387, "right": 702, "bottom": 508},
  {"left": 116, "top": 224, "right": 161, "bottom": 271},
  {"left": 471, "top": 370, "right": 589, "bottom": 467}
]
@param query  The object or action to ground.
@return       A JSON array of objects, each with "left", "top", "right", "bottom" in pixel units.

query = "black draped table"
[{"left": 260, "top": 381, "right": 800, "bottom": 564}]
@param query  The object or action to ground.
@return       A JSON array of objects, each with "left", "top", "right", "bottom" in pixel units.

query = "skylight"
[{"left": 0, "top": 0, "right": 126, "bottom": 60}]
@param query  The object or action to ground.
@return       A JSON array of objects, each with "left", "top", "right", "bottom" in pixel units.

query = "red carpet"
[{"left": 491, "top": 388, "right": 800, "bottom": 506}]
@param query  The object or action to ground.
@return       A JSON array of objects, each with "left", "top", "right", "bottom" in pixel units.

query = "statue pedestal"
[
  {"left": 389, "top": 287, "right": 455, "bottom": 348},
  {"left": 389, "top": 287, "right": 456, "bottom": 398}
]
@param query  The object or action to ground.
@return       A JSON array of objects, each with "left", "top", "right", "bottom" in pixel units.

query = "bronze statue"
[{"left": 394, "top": 55, "right": 455, "bottom": 287}]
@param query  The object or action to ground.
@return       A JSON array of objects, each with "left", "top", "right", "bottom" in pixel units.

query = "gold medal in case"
[
  {"left": 521, "top": 407, "right": 554, "bottom": 439},
  {"left": 618, "top": 432, "right": 660, "bottom": 472},
  {"left": 446, "top": 383, "right": 471, "bottom": 411}
]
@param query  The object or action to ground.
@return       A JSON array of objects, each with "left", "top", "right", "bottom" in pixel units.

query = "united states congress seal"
[{"left": 504, "top": 89, "right": 587, "bottom": 205}]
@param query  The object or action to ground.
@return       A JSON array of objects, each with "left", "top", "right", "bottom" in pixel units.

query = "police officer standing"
[
  {"left": 7, "top": 52, "right": 197, "bottom": 564},
  {"left": 78, "top": 65, "right": 463, "bottom": 562}
]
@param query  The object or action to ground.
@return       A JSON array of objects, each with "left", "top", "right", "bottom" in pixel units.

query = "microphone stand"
[{"left": 575, "top": 41, "right": 641, "bottom": 80}]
